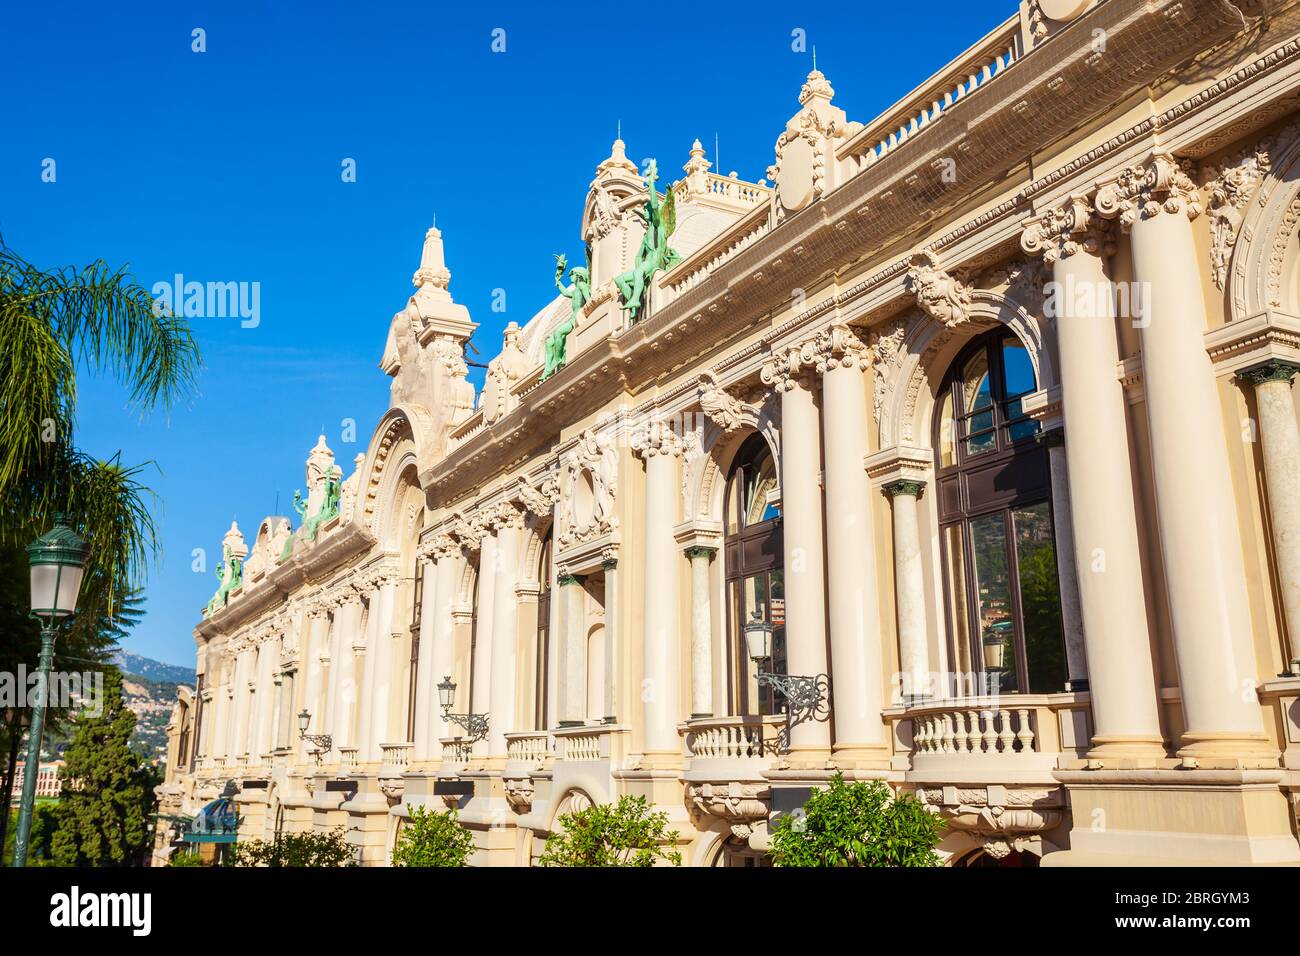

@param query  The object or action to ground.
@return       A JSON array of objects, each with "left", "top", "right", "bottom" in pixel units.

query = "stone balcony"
[
  {"left": 678, "top": 715, "right": 784, "bottom": 846},
  {"left": 502, "top": 731, "right": 554, "bottom": 815}
]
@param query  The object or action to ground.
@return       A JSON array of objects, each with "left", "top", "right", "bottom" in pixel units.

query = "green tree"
[
  {"left": 391, "top": 806, "right": 474, "bottom": 867},
  {"left": 231, "top": 827, "right": 355, "bottom": 867},
  {"left": 769, "top": 773, "right": 945, "bottom": 867},
  {"left": 538, "top": 795, "right": 682, "bottom": 867},
  {"left": 48, "top": 667, "right": 160, "bottom": 866},
  {"left": 0, "top": 243, "right": 199, "bottom": 850}
]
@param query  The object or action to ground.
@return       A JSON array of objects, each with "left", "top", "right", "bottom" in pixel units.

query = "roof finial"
[
  {"left": 617, "top": 118, "right": 621, "bottom": 141},
  {"left": 812, "top": 45, "right": 817, "bottom": 72}
]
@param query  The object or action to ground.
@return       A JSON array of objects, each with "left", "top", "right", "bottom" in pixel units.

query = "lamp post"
[
  {"left": 436, "top": 676, "right": 488, "bottom": 761},
  {"left": 297, "top": 709, "right": 332, "bottom": 764},
  {"left": 744, "top": 615, "right": 830, "bottom": 754},
  {"left": 12, "top": 514, "right": 88, "bottom": 867}
]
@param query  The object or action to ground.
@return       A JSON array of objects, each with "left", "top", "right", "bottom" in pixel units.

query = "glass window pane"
[
  {"left": 969, "top": 514, "right": 1020, "bottom": 694},
  {"left": 1012, "top": 502, "right": 1068, "bottom": 693},
  {"left": 962, "top": 349, "right": 992, "bottom": 411},
  {"left": 1001, "top": 337, "right": 1036, "bottom": 397},
  {"left": 938, "top": 392, "right": 957, "bottom": 467},
  {"left": 943, "top": 525, "right": 973, "bottom": 695}
]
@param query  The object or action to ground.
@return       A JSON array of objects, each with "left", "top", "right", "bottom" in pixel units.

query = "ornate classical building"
[{"left": 156, "top": 0, "right": 1300, "bottom": 866}]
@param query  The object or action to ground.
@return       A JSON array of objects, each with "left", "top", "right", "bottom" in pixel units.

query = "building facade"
[{"left": 156, "top": 0, "right": 1300, "bottom": 866}]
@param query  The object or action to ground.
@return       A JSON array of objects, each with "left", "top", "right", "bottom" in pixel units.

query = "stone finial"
[
  {"left": 799, "top": 68, "right": 835, "bottom": 106},
  {"left": 413, "top": 222, "right": 452, "bottom": 294},
  {"left": 222, "top": 520, "right": 249, "bottom": 560},
  {"left": 597, "top": 138, "right": 639, "bottom": 180}
]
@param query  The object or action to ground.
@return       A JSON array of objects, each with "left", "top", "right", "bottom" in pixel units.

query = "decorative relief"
[
  {"left": 1020, "top": 193, "right": 1113, "bottom": 264},
  {"left": 905, "top": 249, "right": 974, "bottom": 328},
  {"left": 558, "top": 429, "right": 619, "bottom": 547},
  {"left": 1202, "top": 137, "right": 1275, "bottom": 290},
  {"left": 697, "top": 371, "right": 756, "bottom": 435},
  {"left": 760, "top": 340, "right": 817, "bottom": 392},
  {"left": 1094, "top": 153, "right": 1202, "bottom": 230},
  {"left": 808, "top": 321, "right": 868, "bottom": 373},
  {"left": 514, "top": 472, "right": 560, "bottom": 520},
  {"left": 868, "top": 314, "right": 915, "bottom": 425}
]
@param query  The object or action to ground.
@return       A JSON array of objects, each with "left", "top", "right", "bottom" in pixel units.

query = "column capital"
[
  {"left": 630, "top": 420, "right": 684, "bottom": 459},
  {"left": 883, "top": 478, "right": 926, "bottom": 500},
  {"left": 1095, "top": 153, "right": 1202, "bottom": 232},
  {"left": 808, "top": 322, "right": 869, "bottom": 374},
  {"left": 1238, "top": 359, "right": 1300, "bottom": 386},
  {"left": 1034, "top": 425, "right": 1066, "bottom": 448},
  {"left": 684, "top": 545, "right": 717, "bottom": 560},
  {"left": 760, "top": 341, "right": 819, "bottom": 392},
  {"left": 557, "top": 572, "right": 585, "bottom": 587},
  {"left": 1020, "top": 193, "right": 1115, "bottom": 264}
]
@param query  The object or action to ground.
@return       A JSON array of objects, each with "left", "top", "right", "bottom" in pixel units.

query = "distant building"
[{"left": 11, "top": 761, "right": 64, "bottom": 800}]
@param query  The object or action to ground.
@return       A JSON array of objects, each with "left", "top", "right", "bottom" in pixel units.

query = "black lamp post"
[
  {"left": 744, "top": 615, "right": 830, "bottom": 754},
  {"left": 12, "top": 514, "right": 88, "bottom": 867},
  {"left": 436, "top": 676, "right": 488, "bottom": 760},
  {"left": 297, "top": 709, "right": 332, "bottom": 764}
]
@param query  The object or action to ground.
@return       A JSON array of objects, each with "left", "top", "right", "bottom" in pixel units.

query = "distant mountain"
[
  {"left": 114, "top": 651, "right": 195, "bottom": 686},
  {"left": 113, "top": 652, "right": 195, "bottom": 763}
]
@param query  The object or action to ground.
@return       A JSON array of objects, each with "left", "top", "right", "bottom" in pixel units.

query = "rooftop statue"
[
  {"left": 543, "top": 252, "right": 592, "bottom": 380},
  {"left": 615, "top": 159, "right": 681, "bottom": 323},
  {"left": 280, "top": 465, "right": 343, "bottom": 560},
  {"left": 206, "top": 543, "right": 244, "bottom": 616}
]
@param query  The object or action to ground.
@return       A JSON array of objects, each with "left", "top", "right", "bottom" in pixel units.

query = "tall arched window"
[
  {"left": 935, "top": 329, "right": 1067, "bottom": 695},
  {"left": 724, "top": 433, "right": 785, "bottom": 715},
  {"left": 535, "top": 528, "right": 552, "bottom": 729}
]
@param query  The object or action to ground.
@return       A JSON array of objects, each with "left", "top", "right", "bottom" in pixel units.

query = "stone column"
[
  {"left": 1021, "top": 197, "right": 1165, "bottom": 760},
  {"left": 363, "top": 575, "right": 398, "bottom": 762},
  {"left": 815, "top": 324, "right": 888, "bottom": 764},
  {"left": 427, "top": 543, "right": 461, "bottom": 746},
  {"left": 601, "top": 555, "right": 619, "bottom": 723},
  {"left": 276, "top": 666, "right": 295, "bottom": 753},
  {"left": 231, "top": 650, "right": 254, "bottom": 758},
  {"left": 300, "top": 609, "right": 329, "bottom": 762},
  {"left": 633, "top": 423, "right": 684, "bottom": 758},
  {"left": 556, "top": 573, "right": 587, "bottom": 726},
  {"left": 1239, "top": 361, "right": 1300, "bottom": 653},
  {"left": 254, "top": 640, "right": 277, "bottom": 757},
  {"left": 198, "top": 691, "right": 213, "bottom": 759},
  {"left": 411, "top": 559, "right": 439, "bottom": 762},
  {"left": 1097, "top": 155, "right": 1270, "bottom": 763},
  {"left": 331, "top": 596, "right": 361, "bottom": 749},
  {"left": 762, "top": 346, "right": 831, "bottom": 758},
  {"left": 884, "top": 480, "right": 929, "bottom": 702},
  {"left": 686, "top": 547, "right": 715, "bottom": 718},
  {"left": 472, "top": 530, "right": 498, "bottom": 717},
  {"left": 489, "top": 507, "right": 524, "bottom": 754}
]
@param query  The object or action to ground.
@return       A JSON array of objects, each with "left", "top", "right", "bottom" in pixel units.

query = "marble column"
[
  {"left": 815, "top": 325, "right": 887, "bottom": 763},
  {"left": 427, "top": 545, "right": 461, "bottom": 747},
  {"left": 686, "top": 547, "right": 715, "bottom": 719},
  {"left": 556, "top": 573, "right": 587, "bottom": 726},
  {"left": 489, "top": 508, "right": 524, "bottom": 754},
  {"left": 300, "top": 610, "right": 329, "bottom": 762},
  {"left": 601, "top": 556, "right": 619, "bottom": 723},
  {"left": 1097, "top": 155, "right": 1270, "bottom": 762},
  {"left": 1022, "top": 198, "right": 1165, "bottom": 759},
  {"left": 1239, "top": 361, "right": 1300, "bottom": 655},
  {"left": 331, "top": 597, "right": 361, "bottom": 749},
  {"left": 762, "top": 348, "right": 831, "bottom": 757},
  {"left": 275, "top": 666, "right": 295, "bottom": 752},
  {"left": 231, "top": 651, "right": 253, "bottom": 758},
  {"left": 634, "top": 423, "right": 683, "bottom": 757},
  {"left": 884, "top": 480, "right": 929, "bottom": 702},
  {"left": 254, "top": 640, "right": 277, "bottom": 758},
  {"left": 412, "top": 559, "right": 439, "bottom": 762}
]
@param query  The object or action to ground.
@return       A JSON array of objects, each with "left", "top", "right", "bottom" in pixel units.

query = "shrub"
[
  {"left": 230, "top": 826, "right": 355, "bottom": 867},
  {"left": 391, "top": 806, "right": 474, "bottom": 867},
  {"left": 769, "top": 773, "right": 944, "bottom": 867},
  {"left": 539, "top": 795, "right": 682, "bottom": 867},
  {"left": 167, "top": 848, "right": 206, "bottom": 867}
]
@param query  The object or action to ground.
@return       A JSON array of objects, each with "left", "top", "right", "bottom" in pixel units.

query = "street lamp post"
[
  {"left": 743, "top": 615, "right": 830, "bottom": 754},
  {"left": 436, "top": 676, "right": 488, "bottom": 761},
  {"left": 12, "top": 514, "right": 88, "bottom": 867}
]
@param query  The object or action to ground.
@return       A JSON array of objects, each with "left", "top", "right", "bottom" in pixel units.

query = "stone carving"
[
  {"left": 1203, "top": 138, "right": 1274, "bottom": 289},
  {"left": 514, "top": 472, "right": 560, "bottom": 519},
  {"left": 543, "top": 255, "right": 592, "bottom": 380},
  {"left": 905, "top": 249, "right": 973, "bottom": 327},
  {"left": 696, "top": 371, "right": 756, "bottom": 435},
  {"left": 281, "top": 435, "right": 343, "bottom": 560},
  {"left": 808, "top": 321, "right": 869, "bottom": 372},
  {"left": 868, "top": 314, "right": 914, "bottom": 425},
  {"left": 206, "top": 521, "right": 247, "bottom": 616},
  {"left": 1094, "top": 153, "right": 1202, "bottom": 230},
  {"left": 338, "top": 453, "right": 366, "bottom": 523},
  {"left": 1020, "top": 193, "right": 1112, "bottom": 264},
  {"left": 481, "top": 322, "right": 531, "bottom": 424},
  {"left": 503, "top": 776, "right": 535, "bottom": 813},
  {"left": 614, "top": 160, "right": 681, "bottom": 322},
  {"left": 559, "top": 429, "right": 619, "bottom": 546}
]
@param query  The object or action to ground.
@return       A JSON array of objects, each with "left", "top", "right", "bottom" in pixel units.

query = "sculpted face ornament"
[{"left": 905, "top": 249, "right": 972, "bottom": 327}]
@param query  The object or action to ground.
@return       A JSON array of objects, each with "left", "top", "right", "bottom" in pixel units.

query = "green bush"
[
  {"left": 769, "top": 773, "right": 944, "bottom": 867},
  {"left": 230, "top": 826, "right": 355, "bottom": 867},
  {"left": 391, "top": 806, "right": 474, "bottom": 867},
  {"left": 539, "top": 795, "right": 682, "bottom": 867},
  {"left": 166, "top": 848, "right": 206, "bottom": 867}
]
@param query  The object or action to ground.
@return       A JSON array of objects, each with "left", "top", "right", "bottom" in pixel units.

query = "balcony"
[
  {"left": 338, "top": 747, "right": 359, "bottom": 773},
  {"left": 380, "top": 742, "right": 413, "bottom": 773},
  {"left": 503, "top": 731, "right": 554, "bottom": 815},
  {"left": 679, "top": 715, "right": 783, "bottom": 778},
  {"left": 553, "top": 724, "right": 628, "bottom": 763}
]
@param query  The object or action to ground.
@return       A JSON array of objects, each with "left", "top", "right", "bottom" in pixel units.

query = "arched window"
[
  {"left": 535, "top": 528, "right": 552, "bottom": 729},
  {"left": 724, "top": 433, "right": 785, "bottom": 716},
  {"left": 934, "top": 330, "right": 1067, "bottom": 695}
]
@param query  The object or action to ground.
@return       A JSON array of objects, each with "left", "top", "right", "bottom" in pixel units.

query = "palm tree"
[{"left": 0, "top": 241, "right": 200, "bottom": 856}]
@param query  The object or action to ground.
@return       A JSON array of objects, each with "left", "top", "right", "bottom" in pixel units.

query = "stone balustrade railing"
[
  {"left": 912, "top": 704, "right": 1036, "bottom": 756},
  {"left": 505, "top": 731, "right": 553, "bottom": 767},
  {"left": 681, "top": 715, "right": 783, "bottom": 760},
  {"left": 380, "top": 742, "right": 413, "bottom": 771},
  {"left": 656, "top": 202, "right": 772, "bottom": 309},
  {"left": 552, "top": 724, "right": 626, "bottom": 762},
  {"left": 838, "top": 14, "right": 1025, "bottom": 173},
  {"left": 673, "top": 171, "right": 771, "bottom": 209},
  {"left": 338, "top": 747, "right": 359, "bottom": 772}
]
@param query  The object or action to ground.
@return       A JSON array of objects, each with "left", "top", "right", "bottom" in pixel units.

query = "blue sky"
[{"left": 1, "top": 1, "right": 1001, "bottom": 667}]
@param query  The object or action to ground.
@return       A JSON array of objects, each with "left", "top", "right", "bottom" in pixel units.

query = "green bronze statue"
[
  {"left": 206, "top": 544, "right": 244, "bottom": 615},
  {"left": 543, "top": 253, "right": 592, "bottom": 380},
  {"left": 280, "top": 467, "right": 343, "bottom": 561},
  {"left": 615, "top": 160, "right": 681, "bottom": 323}
]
